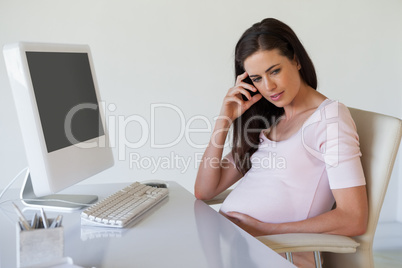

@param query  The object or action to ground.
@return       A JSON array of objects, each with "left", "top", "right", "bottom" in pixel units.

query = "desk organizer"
[{"left": 16, "top": 219, "right": 64, "bottom": 267}]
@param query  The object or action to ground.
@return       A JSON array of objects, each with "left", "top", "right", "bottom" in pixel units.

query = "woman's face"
[{"left": 243, "top": 49, "right": 302, "bottom": 108}]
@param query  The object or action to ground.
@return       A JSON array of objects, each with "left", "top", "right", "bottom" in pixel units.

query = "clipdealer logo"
[
  {"left": 64, "top": 102, "right": 228, "bottom": 173},
  {"left": 64, "top": 101, "right": 341, "bottom": 172}
]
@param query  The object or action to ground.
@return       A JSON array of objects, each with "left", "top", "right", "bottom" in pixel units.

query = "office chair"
[{"left": 205, "top": 107, "right": 402, "bottom": 268}]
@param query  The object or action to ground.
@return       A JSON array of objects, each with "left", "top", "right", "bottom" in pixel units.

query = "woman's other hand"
[{"left": 223, "top": 211, "right": 268, "bottom": 237}]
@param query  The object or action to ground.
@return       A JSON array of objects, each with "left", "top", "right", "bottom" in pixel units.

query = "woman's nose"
[{"left": 264, "top": 77, "right": 276, "bottom": 91}]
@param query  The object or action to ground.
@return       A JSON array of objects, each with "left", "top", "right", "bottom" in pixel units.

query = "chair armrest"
[
  {"left": 203, "top": 189, "right": 232, "bottom": 205},
  {"left": 257, "top": 233, "right": 360, "bottom": 254}
]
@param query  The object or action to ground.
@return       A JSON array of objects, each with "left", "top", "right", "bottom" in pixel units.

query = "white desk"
[{"left": 0, "top": 182, "right": 295, "bottom": 267}]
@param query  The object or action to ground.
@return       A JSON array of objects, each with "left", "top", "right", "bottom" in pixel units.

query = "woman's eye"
[
  {"left": 252, "top": 77, "right": 261, "bottom": 83},
  {"left": 271, "top": 68, "right": 281, "bottom": 75}
]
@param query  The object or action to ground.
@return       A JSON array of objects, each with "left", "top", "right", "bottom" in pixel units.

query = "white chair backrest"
[{"left": 325, "top": 107, "right": 402, "bottom": 268}]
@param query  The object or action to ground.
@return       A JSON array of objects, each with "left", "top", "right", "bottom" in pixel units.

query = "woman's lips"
[{"left": 270, "top": 91, "right": 284, "bottom": 101}]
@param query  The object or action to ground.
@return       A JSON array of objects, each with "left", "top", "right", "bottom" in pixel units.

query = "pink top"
[{"left": 220, "top": 99, "right": 366, "bottom": 223}]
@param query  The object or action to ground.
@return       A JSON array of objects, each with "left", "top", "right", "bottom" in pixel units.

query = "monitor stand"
[{"left": 20, "top": 171, "right": 98, "bottom": 211}]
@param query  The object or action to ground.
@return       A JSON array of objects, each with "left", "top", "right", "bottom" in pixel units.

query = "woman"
[{"left": 194, "top": 18, "right": 368, "bottom": 267}]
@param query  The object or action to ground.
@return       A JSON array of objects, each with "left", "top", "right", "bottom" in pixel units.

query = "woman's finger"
[
  {"left": 244, "top": 94, "right": 262, "bottom": 109},
  {"left": 224, "top": 95, "right": 244, "bottom": 106},
  {"left": 236, "top": 71, "right": 249, "bottom": 85},
  {"left": 229, "top": 87, "right": 252, "bottom": 100},
  {"left": 237, "top": 81, "right": 257, "bottom": 93},
  {"left": 227, "top": 83, "right": 256, "bottom": 99}
]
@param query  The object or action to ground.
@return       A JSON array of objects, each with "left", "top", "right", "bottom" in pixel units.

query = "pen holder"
[{"left": 16, "top": 219, "right": 64, "bottom": 267}]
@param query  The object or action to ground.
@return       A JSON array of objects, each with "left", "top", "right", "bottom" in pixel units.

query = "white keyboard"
[{"left": 81, "top": 182, "right": 169, "bottom": 228}]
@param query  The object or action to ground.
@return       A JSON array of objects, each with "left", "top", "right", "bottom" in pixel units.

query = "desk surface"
[{"left": 0, "top": 181, "right": 294, "bottom": 268}]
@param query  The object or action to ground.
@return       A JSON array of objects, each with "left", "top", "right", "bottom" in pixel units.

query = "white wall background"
[{"left": 1, "top": 0, "right": 401, "bottom": 222}]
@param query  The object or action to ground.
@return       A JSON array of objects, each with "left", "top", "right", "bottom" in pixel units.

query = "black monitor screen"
[{"left": 26, "top": 51, "right": 104, "bottom": 153}]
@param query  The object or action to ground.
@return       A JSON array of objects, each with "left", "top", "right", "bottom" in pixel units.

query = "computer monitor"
[{"left": 3, "top": 42, "right": 114, "bottom": 210}]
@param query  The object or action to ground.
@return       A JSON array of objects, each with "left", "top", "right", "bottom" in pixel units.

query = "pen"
[
  {"left": 40, "top": 208, "right": 49, "bottom": 229},
  {"left": 55, "top": 215, "right": 63, "bottom": 227},
  {"left": 31, "top": 213, "right": 38, "bottom": 229},
  {"left": 50, "top": 215, "right": 63, "bottom": 228},
  {"left": 12, "top": 203, "right": 31, "bottom": 231},
  {"left": 19, "top": 218, "right": 31, "bottom": 230}
]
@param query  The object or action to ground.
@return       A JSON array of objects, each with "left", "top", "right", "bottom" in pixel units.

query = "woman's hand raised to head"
[
  {"left": 220, "top": 72, "right": 262, "bottom": 121},
  {"left": 195, "top": 72, "right": 259, "bottom": 200}
]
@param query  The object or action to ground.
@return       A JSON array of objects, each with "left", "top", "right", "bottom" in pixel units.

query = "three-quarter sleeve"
[{"left": 302, "top": 100, "right": 366, "bottom": 189}]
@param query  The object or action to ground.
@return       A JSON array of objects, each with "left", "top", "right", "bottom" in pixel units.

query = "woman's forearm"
[
  {"left": 225, "top": 207, "right": 366, "bottom": 237},
  {"left": 262, "top": 207, "right": 367, "bottom": 236},
  {"left": 194, "top": 117, "right": 233, "bottom": 200},
  {"left": 225, "top": 186, "right": 368, "bottom": 237}
]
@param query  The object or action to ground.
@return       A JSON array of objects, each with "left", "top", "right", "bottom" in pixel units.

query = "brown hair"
[{"left": 232, "top": 18, "right": 317, "bottom": 175}]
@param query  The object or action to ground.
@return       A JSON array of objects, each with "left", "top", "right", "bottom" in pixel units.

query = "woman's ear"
[{"left": 293, "top": 55, "right": 301, "bottom": 70}]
